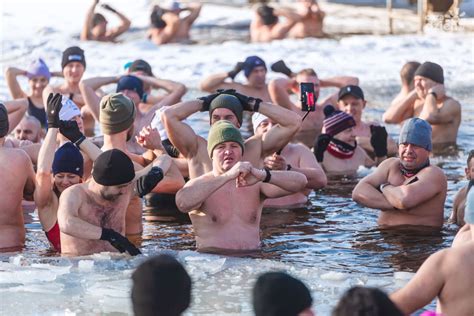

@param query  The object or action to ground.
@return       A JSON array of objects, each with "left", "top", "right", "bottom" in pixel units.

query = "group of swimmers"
[{"left": 0, "top": 43, "right": 471, "bottom": 313}]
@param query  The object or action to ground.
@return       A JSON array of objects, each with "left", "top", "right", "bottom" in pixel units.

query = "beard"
[{"left": 100, "top": 190, "right": 121, "bottom": 201}]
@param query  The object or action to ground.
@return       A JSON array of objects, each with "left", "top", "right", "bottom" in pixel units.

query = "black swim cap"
[
  {"left": 0, "top": 103, "right": 9, "bottom": 138},
  {"left": 92, "top": 149, "right": 135, "bottom": 186}
]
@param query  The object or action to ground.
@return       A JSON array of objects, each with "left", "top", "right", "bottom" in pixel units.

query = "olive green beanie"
[
  {"left": 209, "top": 94, "right": 243, "bottom": 125},
  {"left": 100, "top": 93, "right": 136, "bottom": 135},
  {"left": 207, "top": 120, "right": 244, "bottom": 157}
]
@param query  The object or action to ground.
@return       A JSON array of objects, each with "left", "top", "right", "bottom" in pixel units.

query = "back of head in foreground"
[{"left": 132, "top": 254, "right": 191, "bottom": 316}]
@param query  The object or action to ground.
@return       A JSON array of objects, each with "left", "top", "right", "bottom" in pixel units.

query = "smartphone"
[{"left": 300, "top": 82, "right": 316, "bottom": 111}]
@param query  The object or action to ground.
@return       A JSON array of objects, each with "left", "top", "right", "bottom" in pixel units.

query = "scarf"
[
  {"left": 326, "top": 139, "right": 356, "bottom": 159},
  {"left": 399, "top": 159, "right": 430, "bottom": 178}
]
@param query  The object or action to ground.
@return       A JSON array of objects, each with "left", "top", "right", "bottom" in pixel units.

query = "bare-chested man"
[
  {"left": 147, "top": 2, "right": 202, "bottom": 45},
  {"left": 288, "top": 0, "right": 326, "bottom": 39},
  {"left": 352, "top": 118, "right": 447, "bottom": 228},
  {"left": 59, "top": 148, "right": 170, "bottom": 256},
  {"left": 250, "top": 4, "right": 301, "bottom": 43},
  {"left": 176, "top": 121, "right": 307, "bottom": 252},
  {"left": 200, "top": 56, "right": 272, "bottom": 102},
  {"left": 383, "top": 61, "right": 461, "bottom": 150},
  {"left": 253, "top": 113, "right": 326, "bottom": 207},
  {"left": 390, "top": 189, "right": 474, "bottom": 315},
  {"left": 450, "top": 150, "right": 474, "bottom": 226},
  {"left": 0, "top": 103, "right": 36, "bottom": 250},
  {"left": 14, "top": 116, "right": 43, "bottom": 143},
  {"left": 162, "top": 90, "right": 300, "bottom": 179},
  {"left": 81, "top": 0, "right": 131, "bottom": 42},
  {"left": 388, "top": 61, "right": 420, "bottom": 117}
]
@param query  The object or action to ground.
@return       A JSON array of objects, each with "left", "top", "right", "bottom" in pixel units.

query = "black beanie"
[
  {"left": 253, "top": 272, "right": 313, "bottom": 316},
  {"left": 132, "top": 254, "right": 191, "bottom": 316},
  {"left": 92, "top": 149, "right": 135, "bottom": 186},
  {"left": 414, "top": 61, "right": 444, "bottom": 84},
  {"left": 0, "top": 103, "right": 9, "bottom": 138},
  {"left": 62, "top": 46, "right": 86, "bottom": 69}
]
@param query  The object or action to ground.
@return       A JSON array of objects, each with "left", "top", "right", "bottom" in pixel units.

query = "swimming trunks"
[
  {"left": 27, "top": 97, "right": 47, "bottom": 128},
  {"left": 45, "top": 221, "right": 61, "bottom": 252}
]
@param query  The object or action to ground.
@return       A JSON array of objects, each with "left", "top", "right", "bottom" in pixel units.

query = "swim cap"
[
  {"left": 129, "top": 59, "right": 154, "bottom": 77},
  {"left": 399, "top": 118, "right": 432, "bottom": 151},
  {"left": 465, "top": 188, "right": 474, "bottom": 224},
  {"left": 209, "top": 94, "right": 243, "bottom": 126},
  {"left": 100, "top": 93, "right": 136, "bottom": 135},
  {"left": 52, "top": 142, "right": 84, "bottom": 177},
  {"left": 323, "top": 105, "right": 356, "bottom": 137},
  {"left": 207, "top": 120, "right": 244, "bottom": 158},
  {"left": 252, "top": 112, "right": 270, "bottom": 134},
  {"left": 338, "top": 85, "right": 365, "bottom": 101},
  {"left": 116, "top": 75, "right": 144, "bottom": 100},
  {"left": 92, "top": 149, "right": 135, "bottom": 186},
  {"left": 59, "top": 96, "right": 81, "bottom": 121},
  {"left": 414, "top": 61, "right": 444, "bottom": 84},
  {"left": 257, "top": 5, "right": 278, "bottom": 26},
  {"left": 61, "top": 46, "right": 86, "bottom": 69},
  {"left": 243, "top": 56, "right": 267, "bottom": 78},
  {"left": 26, "top": 58, "right": 51, "bottom": 80},
  {"left": 0, "top": 103, "right": 9, "bottom": 138},
  {"left": 253, "top": 272, "right": 313, "bottom": 316}
]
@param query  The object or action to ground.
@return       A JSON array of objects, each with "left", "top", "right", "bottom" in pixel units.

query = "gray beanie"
[
  {"left": 0, "top": 103, "right": 9, "bottom": 138},
  {"left": 100, "top": 93, "right": 136, "bottom": 135},
  {"left": 209, "top": 94, "right": 243, "bottom": 125},
  {"left": 399, "top": 118, "right": 432, "bottom": 151}
]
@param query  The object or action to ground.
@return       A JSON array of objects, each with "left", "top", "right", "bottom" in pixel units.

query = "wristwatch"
[
  {"left": 379, "top": 182, "right": 390, "bottom": 192},
  {"left": 428, "top": 90, "right": 437, "bottom": 99}
]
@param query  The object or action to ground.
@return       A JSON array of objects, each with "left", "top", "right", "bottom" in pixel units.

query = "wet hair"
[
  {"left": 257, "top": 5, "right": 278, "bottom": 26},
  {"left": 400, "top": 61, "right": 421, "bottom": 86},
  {"left": 150, "top": 8, "right": 167, "bottom": 29},
  {"left": 332, "top": 286, "right": 403, "bottom": 316},
  {"left": 92, "top": 13, "right": 107, "bottom": 27},
  {"left": 297, "top": 68, "right": 318, "bottom": 77}
]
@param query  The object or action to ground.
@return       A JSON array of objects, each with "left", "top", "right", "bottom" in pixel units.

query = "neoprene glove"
[
  {"left": 270, "top": 60, "right": 294, "bottom": 78},
  {"left": 101, "top": 4, "right": 117, "bottom": 13},
  {"left": 315, "top": 133, "right": 332, "bottom": 162},
  {"left": 136, "top": 166, "right": 164, "bottom": 198},
  {"left": 225, "top": 90, "right": 262, "bottom": 112},
  {"left": 198, "top": 89, "right": 236, "bottom": 112},
  {"left": 46, "top": 93, "right": 63, "bottom": 128},
  {"left": 59, "top": 120, "right": 86, "bottom": 147},
  {"left": 100, "top": 228, "right": 141, "bottom": 256},
  {"left": 370, "top": 125, "right": 388, "bottom": 157},
  {"left": 227, "top": 62, "right": 244, "bottom": 80}
]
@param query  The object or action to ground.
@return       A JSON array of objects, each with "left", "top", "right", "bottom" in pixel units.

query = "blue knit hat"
[
  {"left": 399, "top": 118, "right": 432, "bottom": 151},
  {"left": 52, "top": 142, "right": 84, "bottom": 177},
  {"left": 243, "top": 56, "right": 266, "bottom": 78}
]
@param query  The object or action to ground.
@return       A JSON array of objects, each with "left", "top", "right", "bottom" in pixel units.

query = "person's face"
[
  {"left": 99, "top": 183, "right": 130, "bottom": 201},
  {"left": 399, "top": 143, "right": 430, "bottom": 170},
  {"left": 212, "top": 141, "right": 243, "bottom": 172},
  {"left": 466, "top": 157, "right": 474, "bottom": 180},
  {"left": 414, "top": 75, "right": 436, "bottom": 99},
  {"left": 120, "top": 89, "right": 141, "bottom": 105},
  {"left": 63, "top": 62, "right": 85, "bottom": 84},
  {"left": 210, "top": 108, "right": 240, "bottom": 128},
  {"left": 15, "top": 120, "right": 41, "bottom": 142},
  {"left": 28, "top": 76, "right": 49, "bottom": 97},
  {"left": 92, "top": 21, "right": 107, "bottom": 38},
  {"left": 255, "top": 118, "right": 274, "bottom": 136},
  {"left": 54, "top": 173, "right": 81, "bottom": 193},
  {"left": 247, "top": 66, "right": 267, "bottom": 88},
  {"left": 338, "top": 95, "right": 365, "bottom": 123},
  {"left": 333, "top": 127, "right": 356, "bottom": 145}
]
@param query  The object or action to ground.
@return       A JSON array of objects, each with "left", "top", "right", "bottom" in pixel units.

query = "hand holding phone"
[{"left": 300, "top": 82, "right": 316, "bottom": 112}]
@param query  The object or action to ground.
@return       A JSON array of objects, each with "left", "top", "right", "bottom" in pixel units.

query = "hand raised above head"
[{"left": 47, "top": 93, "right": 63, "bottom": 129}]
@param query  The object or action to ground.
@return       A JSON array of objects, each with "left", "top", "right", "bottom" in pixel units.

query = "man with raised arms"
[
  {"left": 176, "top": 121, "right": 307, "bottom": 252},
  {"left": 352, "top": 118, "right": 447, "bottom": 228},
  {"left": 250, "top": 4, "right": 301, "bottom": 43}
]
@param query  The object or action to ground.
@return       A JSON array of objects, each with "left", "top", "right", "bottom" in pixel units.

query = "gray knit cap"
[{"left": 399, "top": 118, "right": 432, "bottom": 151}]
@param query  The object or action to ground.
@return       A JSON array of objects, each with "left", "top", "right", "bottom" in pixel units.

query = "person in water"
[
  {"left": 450, "top": 150, "right": 474, "bottom": 226},
  {"left": 250, "top": 4, "right": 302, "bottom": 43},
  {"left": 352, "top": 118, "right": 447, "bottom": 228}
]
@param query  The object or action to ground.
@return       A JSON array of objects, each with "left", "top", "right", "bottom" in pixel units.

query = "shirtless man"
[
  {"left": 200, "top": 56, "right": 272, "bottom": 102},
  {"left": 250, "top": 4, "right": 301, "bottom": 43},
  {"left": 14, "top": 116, "right": 43, "bottom": 143},
  {"left": 253, "top": 113, "right": 326, "bottom": 207},
  {"left": 352, "top": 118, "right": 447, "bottom": 228},
  {"left": 59, "top": 148, "right": 171, "bottom": 256},
  {"left": 80, "top": 74, "right": 186, "bottom": 154},
  {"left": 390, "top": 189, "right": 474, "bottom": 315},
  {"left": 162, "top": 91, "right": 300, "bottom": 179},
  {"left": 337, "top": 85, "right": 397, "bottom": 157},
  {"left": 450, "top": 150, "right": 474, "bottom": 226},
  {"left": 269, "top": 65, "right": 358, "bottom": 148},
  {"left": 147, "top": 2, "right": 202, "bottom": 45},
  {"left": 288, "top": 0, "right": 326, "bottom": 39},
  {"left": 388, "top": 61, "right": 420, "bottom": 117},
  {"left": 0, "top": 103, "right": 36, "bottom": 250},
  {"left": 382, "top": 62, "right": 461, "bottom": 150},
  {"left": 80, "top": 0, "right": 131, "bottom": 42},
  {"left": 176, "top": 121, "right": 307, "bottom": 252}
]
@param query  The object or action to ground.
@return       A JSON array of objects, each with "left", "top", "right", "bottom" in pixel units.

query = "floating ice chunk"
[
  {"left": 320, "top": 271, "right": 348, "bottom": 281},
  {"left": 78, "top": 260, "right": 94, "bottom": 271},
  {"left": 10, "top": 254, "right": 26, "bottom": 266}
]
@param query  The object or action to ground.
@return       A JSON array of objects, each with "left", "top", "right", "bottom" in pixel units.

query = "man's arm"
[
  {"left": 104, "top": 5, "right": 131, "bottom": 41},
  {"left": 80, "top": 0, "right": 99, "bottom": 41},
  {"left": 272, "top": 7, "right": 301, "bottom": 39},
  {"left": 383, "top": 90, "right": 417, "bottom": 124},
  {"left": 268, "top": 78, "right": 297, "bottom": 110},
  {"left": 352, "top": 158, "right": 399, "bottom": 210},
  {"left": 23, "top": 151, "right": 36, "bottom": 201},
  {"left": 418, "top": 95, "right": 461, "bottom": 125},
  {"left": 34, "top": 127, "right": 58, "bottom": 208},
  {"left": 199, "top": 73, "right": 243, "bottom": 93},
  {"left": 294, "top": 145, "right": 327, "bottom": 189},
  {"left": 4, "top": 99, "right": 28, "bottom": 133},
  {"left": 319, "top": 76, "right": 359, "bottom": 88},
  {"left": 390, "top": 249, "right": 447, "bottom": 314},
  {"left": 79, "top": 76, "right": 119, "bottom": 121},
  {"left": 260, "top": 169, "right": 308, "bottom": 198},
  {"left": 149, "top": 14, "right": 180, "bottom": 45},
  {"left": 5, "top": 67, "right": 28, "bottom": 99},
  {"left": 135, "top": 75, "right": 187, "bottom": 114},
  {"left": 181, "top": 3, "right": 202, "bottom": 26}
]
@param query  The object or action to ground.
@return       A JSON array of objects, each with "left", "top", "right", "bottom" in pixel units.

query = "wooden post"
[
  {"left": 418, "top": 0, "right": 427, "bottom": 33},
  {"left": 387, "top": 0, "right": 393, "bottom": 34}
]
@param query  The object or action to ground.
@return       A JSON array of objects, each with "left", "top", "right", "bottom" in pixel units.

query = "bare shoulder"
[
  {"left": 1, "top": 147, "right": 31, "bottom": 165},
  {"left": 444, "top": 96, "right": 461, "bottom": 112},
  {"left": 422, "top": 164, "right": 447, "bottom": 180}
]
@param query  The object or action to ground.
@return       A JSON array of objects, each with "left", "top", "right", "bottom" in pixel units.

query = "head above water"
[
  {"left": 207, "top": 120, "right": 244, "bottom": 158},
  {"left": 53, "top": 142, "right": 84, "bottom": 178},
  {"left": 61, "top": 46, "right": 86, "bottom": 70},
  {"left": 15, "top": 116, "right": 42, "bottom": 143},
  {"left": 26, "top": 58, "right": 51, "bottom": 81},
  {"left": 100, "top": 93, "right": 136, "bottom": 135},
  {"left": 257, "top": 5, "right": 278, "bottom": 26},
  {"left": 209, "top": 94, "right": 243, "bottom": 126},
  {"left": 243, "top": 55, "right": 267, "bottom": 78},
  {"left": 92, "top": 149, "right": 135, "bottom": 186},
  {"left": 116, "top": 75, "right": 144, "bottom": 101},
  {"left": 414, "top": 61, "right": 444, "bottom": 84},
  {"left": 400, "top": 61, "right": 421, "bottom": 87},
  {"left": 129, "top": 59, "right": 154, "bottom": 77},
  {"left": 323, "top": 105, "right": 356, "bottom": 137},
  {"left": 398, "top": 118, "right": 432, "bottom": 152}
]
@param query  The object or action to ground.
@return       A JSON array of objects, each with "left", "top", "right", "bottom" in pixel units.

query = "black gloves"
[
  {"left": 315, "top": 133, "right": 332, "bottom": 162},
  {"left": 101, "top": 4, "right": 117, "bottom": 13},
  {"left": 370, "top": 125, "right": 388, "bottom": 158},
  {"left": 47, "top": 93, "right": 63, "bottom": 128},
  {"left": 136, "top": 166, "right": 164, "bottom": 198},
  {"left": 59, "top": 120, "right": 86, "bottom": 147},
  {"left": 198, "top": 89, "right": 236, "bottom": 112},
  {"left": 224, "top": 90, "right": 262, "bottom": 112},
  {"left": 100, "top": 228, "right": 141, "bottom": 256},
  {"left": 271, "top": 60, "right": 294, "bottom": 78},
  {"left": 227, "top": 62, "right": 244, "bottom": 80}
]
